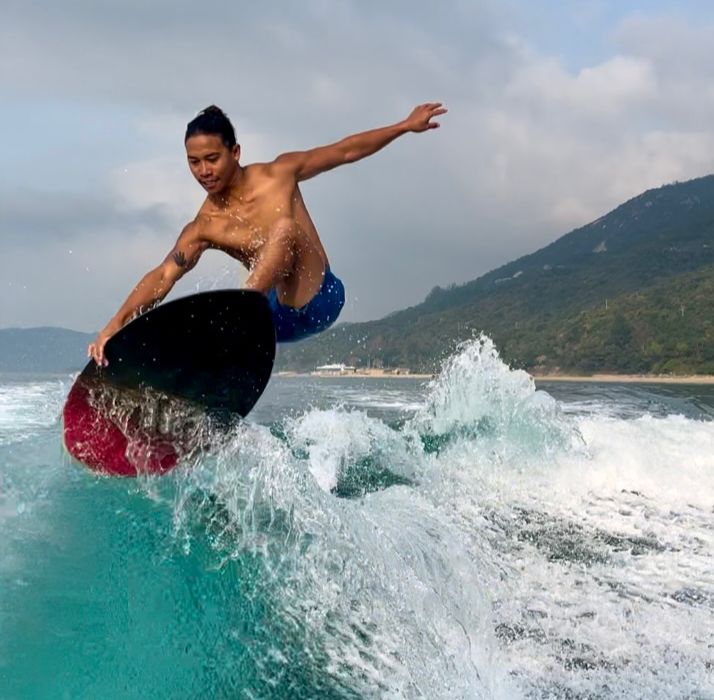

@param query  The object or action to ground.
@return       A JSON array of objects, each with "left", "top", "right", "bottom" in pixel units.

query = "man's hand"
[
  {"left": 84, "top": 230, "right": 202, "bottom": 368},
  {"left": 403, "top": 103, "right": 448, "bottom": 133},
  {"left": 88, "top": 330, "right": 113, "bottom": 367}
]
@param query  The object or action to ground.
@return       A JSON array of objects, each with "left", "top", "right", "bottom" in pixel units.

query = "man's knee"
[
  {"left": 270, "top": 216, "right": 299, "bottom": 236},
  {"left": 267, "top": 217, "right": 302, "bottom": 253}
]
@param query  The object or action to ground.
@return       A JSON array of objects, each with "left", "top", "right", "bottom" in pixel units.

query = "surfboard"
[{"left": 63, "top": 290, "right": 276, "bottom": 477}]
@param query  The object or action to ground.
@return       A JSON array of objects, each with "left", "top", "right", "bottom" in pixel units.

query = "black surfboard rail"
[{"left": 81, "top": 289, "right": 276, "bottom": 417}]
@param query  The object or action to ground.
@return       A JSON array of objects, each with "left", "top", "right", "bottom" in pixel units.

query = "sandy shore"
[
  {"left": 276, "top": 370, "right": 714, "bottom": 384},
  {"left": 275, "top": 371, "right": 435, "bottom": 379},
  {"left": 533, "top": 374, "right": 714, "bottom": 385}
]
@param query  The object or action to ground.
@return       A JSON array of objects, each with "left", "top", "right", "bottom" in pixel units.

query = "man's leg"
[
  {"left": 245, "top": 218, "right": 326, "bottom": 307},
  {"left": 244, "top": 217, "right": 299, "bottom": 295}
]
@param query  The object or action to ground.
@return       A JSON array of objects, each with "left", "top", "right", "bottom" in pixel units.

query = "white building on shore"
[{"left": 312, "top": 363, "right": 357, "bottom": 376}]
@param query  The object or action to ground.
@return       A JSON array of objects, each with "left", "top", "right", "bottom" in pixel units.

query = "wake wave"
[
  {"left": 1, "top": 339, "right": 712, "bottom": 698},
  {"left": 160, "top": 336, "right": 712, "bottom": 698},
  {"left": 153, "top": 337, "right": 587, "bottom": 697}
]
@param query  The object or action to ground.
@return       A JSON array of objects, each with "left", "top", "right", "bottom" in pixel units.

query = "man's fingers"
[
  {"left": 88, "top": 343, "right": 105, "bottom": 366},
  {"left": 414, "top": 102, "right": 441, "bottom": 112}
]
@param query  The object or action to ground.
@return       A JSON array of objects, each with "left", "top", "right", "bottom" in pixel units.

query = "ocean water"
[{"left": 0, "top": 337, "right": 712, "bottom": 699}]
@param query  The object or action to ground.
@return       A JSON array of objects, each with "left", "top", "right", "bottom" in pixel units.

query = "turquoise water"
[{"left": 1, "top": 338, "right": 713, "bottom": 698}]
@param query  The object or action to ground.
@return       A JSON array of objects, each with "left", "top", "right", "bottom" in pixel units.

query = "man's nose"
[{"left": 199, "top": 162, "right": 212, "bottom": 176}]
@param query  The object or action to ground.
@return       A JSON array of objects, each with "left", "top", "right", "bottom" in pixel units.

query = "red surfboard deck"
[
  {"left": 63, "top": 290, "right": 275, "bottom": 477},
  {"left": 63, "top": 379, "right": 180, "bottom": 476}
]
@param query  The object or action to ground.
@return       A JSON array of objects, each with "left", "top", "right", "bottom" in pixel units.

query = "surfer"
[{"left": 89, "top": 102, "right": 447, "bottom": 366}]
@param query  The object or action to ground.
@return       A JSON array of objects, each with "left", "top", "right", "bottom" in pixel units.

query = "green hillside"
[
  {"left": 3, "top": 176, "right": 713, "bottom": 375},
  {"left": 277, "top": 176, "right": 714, "bottom": 374}
]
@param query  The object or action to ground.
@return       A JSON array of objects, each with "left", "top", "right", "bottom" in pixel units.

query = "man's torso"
[{"left": 198, "top": 163, "right": 325, "bottom": 263}]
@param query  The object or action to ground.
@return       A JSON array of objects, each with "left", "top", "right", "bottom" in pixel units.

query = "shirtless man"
[{"left": 88, "top": 102, "right": 447, "bottom": 366}]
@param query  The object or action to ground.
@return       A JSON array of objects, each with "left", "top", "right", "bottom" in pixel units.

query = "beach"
[
  {"left": 277, "top": 369, "right": 436, "bottom": 379},
  {"left": 533, "top": 373, "right": 714, "bottom": 384},
  {"left": 278, "top": 369, "right": 714, "bottom": 384}
]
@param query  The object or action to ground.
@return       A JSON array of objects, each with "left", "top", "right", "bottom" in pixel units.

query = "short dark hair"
[{"left": 185, "top": 105, "right": 237, "bottom": 148}]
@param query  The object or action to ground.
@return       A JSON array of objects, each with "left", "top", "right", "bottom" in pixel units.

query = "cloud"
[
  {"left": 613, "top": 15, "right": 714, "bottom": 128},
  {"left": 3, "top": 3, "right": 714, "bottom": 328},
  {"left": 0, "top": 211, "right": 246, "bottom": 331},
  {"left": 107, "top": 157, "right": 200, "bottom": 223},
  {"left": 0, "top": 188, "right": 170, "bottom": 245},
  {"left": 504, "top": 54, "right": 657, "bottom": 117},
  {"left": 1, "top": 2, "right": 462, "bottom": 120}
]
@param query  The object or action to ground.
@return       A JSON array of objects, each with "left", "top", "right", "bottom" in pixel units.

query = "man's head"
[{"left": 185, "top": 105, "right": 240, "bottom": 194}]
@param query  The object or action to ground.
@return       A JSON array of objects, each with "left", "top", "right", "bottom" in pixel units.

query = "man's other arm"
[
  {"left": 275, "top": 102, "right": 447, "bottom": 182},
  {"left": 88, "top": 223, "right": 206, "bottom": 365}
]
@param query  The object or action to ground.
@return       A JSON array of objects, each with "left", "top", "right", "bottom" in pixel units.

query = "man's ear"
[{"left": 233, "top": 144, "right": 241, "bottom": 162}]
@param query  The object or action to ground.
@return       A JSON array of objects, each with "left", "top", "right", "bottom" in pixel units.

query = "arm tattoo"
[{"left": 172, "top": 251, "right": 187, "bottom": 268}]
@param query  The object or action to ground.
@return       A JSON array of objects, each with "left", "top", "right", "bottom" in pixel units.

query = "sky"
[{"left": 3, "top": 0, "right": 714, "bottom": 331}]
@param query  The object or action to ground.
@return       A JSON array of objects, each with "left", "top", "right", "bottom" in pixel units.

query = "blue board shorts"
[{"left": 267, "top": 267, "right": 345, "bottom": 343}]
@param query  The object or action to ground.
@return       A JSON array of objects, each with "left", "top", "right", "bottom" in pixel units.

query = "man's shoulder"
[
  {"left": 245, "top": 159, "right": 293, "bottom": 181},
  {"left": 179, "top": 215, "right": 210, "bottom": 240}
]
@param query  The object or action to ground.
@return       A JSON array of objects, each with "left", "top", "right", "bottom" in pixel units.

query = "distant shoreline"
[
  {"left": 0, "top": 368, "right": 711, "bottom": 386},
  {"left": 275, "top": 370, "right": 435, "bottom": 380},
  {"left": 276, "top": 370, "right": 714, "bottom": 385},
  {"left": 533, "top": 373, "right": 714, "bottom": 385}
]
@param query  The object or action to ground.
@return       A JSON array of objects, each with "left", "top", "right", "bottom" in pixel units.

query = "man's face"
[{"left": 185, "top": 134, "right": 239, "bottom": 194}]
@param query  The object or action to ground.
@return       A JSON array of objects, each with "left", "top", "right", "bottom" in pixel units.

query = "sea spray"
[
  {"left": 3, "top": 343, "right": 712, "bottom": 698},
  {"left": 286, "top": 407, "right": 419, "bottom": 494},
  {"left": 166, "top": 420, "right": 503, "bottom": 697},
  {"left": 159, "top": 337, "right": 590, "bottom": 697},
  {"left": 410, "top": 336, "right": 584, "bottom": 466}
]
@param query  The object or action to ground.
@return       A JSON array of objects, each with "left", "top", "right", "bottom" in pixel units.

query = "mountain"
[
  {"left": 0, "top": 327, "right": 93, "bottom": 372},
  {"left": 276, "top": 175, "right": 714, "bottom": 374},
  {"left": 4, "top": 175, "right": 713, "bottom": 376}
]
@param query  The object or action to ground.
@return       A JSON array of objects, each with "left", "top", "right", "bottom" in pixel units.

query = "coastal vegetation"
[
  {"left": 277, "top": 175, "right": 714, "bottom": 375},
  {"left": 2, "top": 175, "right": 713, "bottom": 376}
]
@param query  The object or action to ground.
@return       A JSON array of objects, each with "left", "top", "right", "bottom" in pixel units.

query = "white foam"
[
  {"left": 3, "top": 336, "right": 712, "bottom": 697},
  {"left": 0, "top": 377, "right": 70, "bottom": 445},
  {"left": 572, "top": 414, "right": 714, "bottom": 508},
  {"left": 285, "top": 407, "right": 418, "bottom": 492},
  {"left": 185, "top": 337, "right": 712, "bottom": 697}
]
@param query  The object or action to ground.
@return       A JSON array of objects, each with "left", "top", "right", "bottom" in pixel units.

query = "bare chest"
[{"left": 201, "top": 186, "right": 294, "bottom": 264}]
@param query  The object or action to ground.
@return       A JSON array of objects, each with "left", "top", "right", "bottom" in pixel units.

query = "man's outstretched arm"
[
  {"left": 88, "top": 223, "right": 205, "bottom": 366},
  {"left": 275, "top": 102, "right": 447, "bottom": 181}
]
